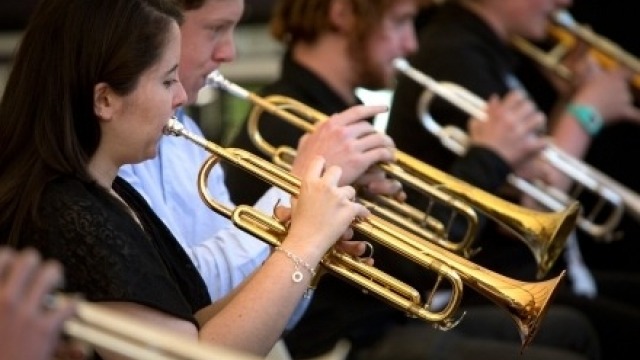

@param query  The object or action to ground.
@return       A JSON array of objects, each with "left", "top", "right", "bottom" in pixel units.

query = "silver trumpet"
[{"left": 393, "top": 58, "right": 627, "bottom": 241}]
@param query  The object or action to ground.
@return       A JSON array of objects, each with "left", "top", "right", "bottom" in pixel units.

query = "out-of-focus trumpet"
[
  {"left": 511, "top": 10, "right": 640, "bottom": 89},
  {"left": 52, "top": 294, "right": 260, "bottom": 360},
  {"left": 393, "top": 58, "right": 627, "bottom": 241},
  {"left": 164, "top": 117, "right": 567, "bottom": 350},
  {"left": 206, "top": 70, "right": 578, "bottom": 279}
]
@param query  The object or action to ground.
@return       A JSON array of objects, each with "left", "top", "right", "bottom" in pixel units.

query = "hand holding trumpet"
[
  {"left": 468, "top": 90, "right": 548, "bottom": 172},
  {"left": 291, "top": 105, "right": 405, "bottom": 201},
  {"left": 280, "top": 156, "right": 373, "bottom": 263}
]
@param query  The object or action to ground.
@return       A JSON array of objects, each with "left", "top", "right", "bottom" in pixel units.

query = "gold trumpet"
[
  {"left": 163, "top": 117, "right": 567, "bottom": 351},
  {"left": 242, "top": 94, "right": 476, "bottom": 256},
  {"left": 206, "top": 70, "right": 578, "bottom": 279},
  {"left": 511, "top": 10, "right": 640, "bottom": 89},
  {"left": 393, "top": 58, "right": 626, "bottom": 242},
  {"left": 51, "top": 294, "right": 260, "bottom": 360}
]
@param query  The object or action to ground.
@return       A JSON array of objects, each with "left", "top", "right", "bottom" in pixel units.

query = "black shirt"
[
  {"left": 15, "top": 176, "right": 211, "bottom": 326},
  {"left": 225, "top": 51, "right": 353, "bottom": 207},
  {"left": 516, "top": 1, "right": 640, "bottom": 273},
  {"left": 226, "top": 53, "right": 429, "bottom": 358},
  {"left": 387, "top": 2, "right": 541, "bottom": 281}
]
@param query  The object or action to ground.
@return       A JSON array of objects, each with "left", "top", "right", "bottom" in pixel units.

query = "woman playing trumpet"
[
  {"left": 0, "top": 0, "right": 372, "bottom": 358},
  {"left": 117, "top": 0, "right": 400, "bottom": 330}
]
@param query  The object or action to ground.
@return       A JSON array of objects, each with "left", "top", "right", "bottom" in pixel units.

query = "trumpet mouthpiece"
[
  {"left": 205, "top": 70, "right": 250, "bottom": 99},
  {"left": 205, "top": 70, "right": 225, "bottom": 89},
  {"left": 163, "top": 116, "right": 183, "bottom": 136},
  {"left": 393, "top": 58, "right": 410, "bottom": 71},
  {"left": 552, "top": 10, "right": 576, "bottom": 28}
]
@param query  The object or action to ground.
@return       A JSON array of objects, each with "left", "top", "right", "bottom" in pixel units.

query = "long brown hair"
[{"left": 0, "top": 0, "right": 182, "bottom": 245}]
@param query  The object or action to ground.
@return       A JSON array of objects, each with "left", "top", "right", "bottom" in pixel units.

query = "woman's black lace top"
[{"left": 17, "top": 176, "right": 211, "bottom": 327}]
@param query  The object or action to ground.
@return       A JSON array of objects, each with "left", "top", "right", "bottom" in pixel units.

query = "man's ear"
[
  {"left": 93, "top": 82, "right": 117, "bottom": 121},
  {"left": 328, "top": 0, "right": 355, "bottom": 33}
]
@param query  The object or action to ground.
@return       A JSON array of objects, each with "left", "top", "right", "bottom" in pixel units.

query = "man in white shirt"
[{"left": 119, "top": 0, "right": 400, "bottom": 320}]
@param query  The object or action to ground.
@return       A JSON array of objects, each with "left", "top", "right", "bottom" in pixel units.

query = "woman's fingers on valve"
[
  {"left": 297, "top": 133, "right": 309, "bottom": 150},
  {"left": 339, "top": 228, "right": 355, "bottom": 241},
  {"left": 338, "top": 185, "right": 357, "bottom": 204},
  {"left": 297, "top": 157, "right": 363, "bottom": 208},
  {"left": 300, "top": 155, "right": 335, "bottom": 185},
  {"left": 335, "top": 240, "right": 375, "bottom": 266},
  {"left": 272, "top": 203, "right": 293, "bottom": 229},
  {"left": 322, "top": 165, "right": 345, "bottom": 189}
]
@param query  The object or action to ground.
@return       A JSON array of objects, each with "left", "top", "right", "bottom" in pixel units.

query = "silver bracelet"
[{"left": 274, "top": 246, "right": 317, "bottom": 283}]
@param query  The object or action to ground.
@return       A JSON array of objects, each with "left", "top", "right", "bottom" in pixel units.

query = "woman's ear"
[
  {"left": 93, "top": 82, "right": 116, "bottom": 121},
  {"left": 328, "top": 0, "right": 355, "bottom": 33}
]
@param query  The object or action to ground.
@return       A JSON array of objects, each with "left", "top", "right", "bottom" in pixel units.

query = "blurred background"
[
  {"left": 0, "top": 0, "right": 635, "bottom": 144},
  {"left": 0, "top": 0, "right": 282, "bottom": 145}
]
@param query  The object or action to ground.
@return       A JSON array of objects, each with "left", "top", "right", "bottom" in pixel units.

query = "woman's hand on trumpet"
[
  {"left": 275, "top": 200, "right": 375, "bottom": 264},
  {"left": 0, "top": 247, "right": 77, "bottom": 360},
  {"left": 279, "top": 156, "right": 372, "bottom": 262}
]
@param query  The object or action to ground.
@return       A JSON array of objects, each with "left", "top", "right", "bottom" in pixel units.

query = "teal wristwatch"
[{"left": 567, "top": 103, "right": 604, "bottom": 136}]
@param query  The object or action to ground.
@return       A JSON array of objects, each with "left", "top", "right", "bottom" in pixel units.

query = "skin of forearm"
[{"left": 198, "top": 248, "right": 316, "bottom": 355}]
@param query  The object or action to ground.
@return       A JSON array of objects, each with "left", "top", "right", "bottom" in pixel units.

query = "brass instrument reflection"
[{"left": 164, "top": 116, "right": 568, "bottom": 350}]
